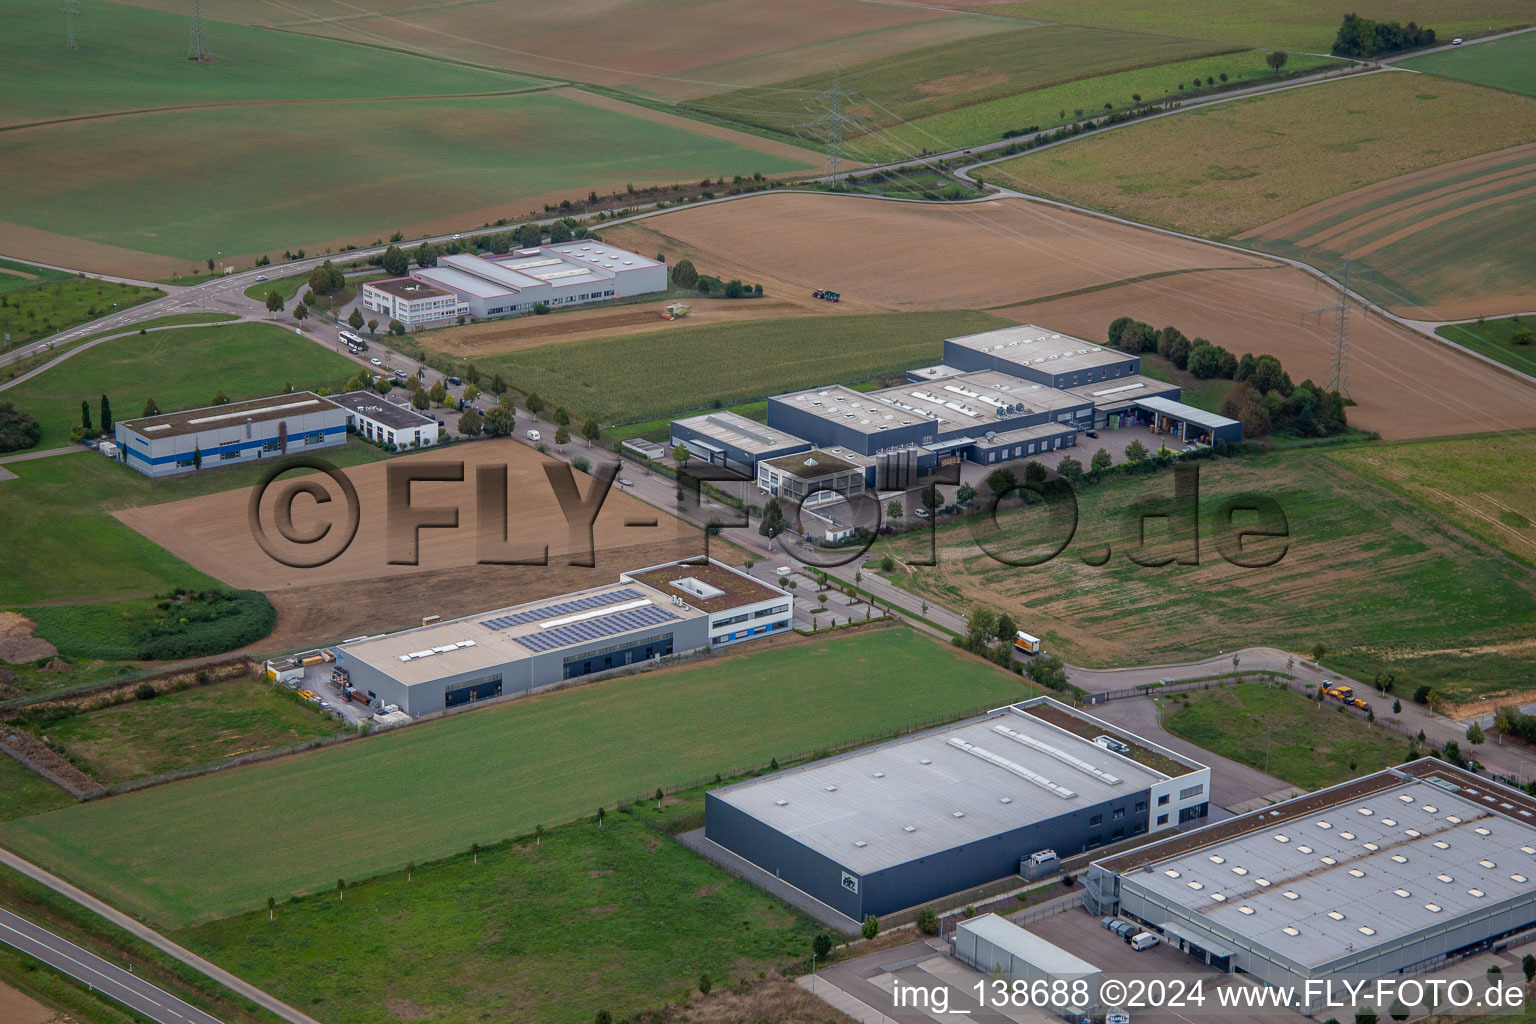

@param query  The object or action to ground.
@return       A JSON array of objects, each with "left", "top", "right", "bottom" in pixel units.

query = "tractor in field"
[
  {"left": 812, "top": 288, "right": 841, "bottom": 303},
  {"left": 658, "top": 302, "right": 691, "bottom": 320}
]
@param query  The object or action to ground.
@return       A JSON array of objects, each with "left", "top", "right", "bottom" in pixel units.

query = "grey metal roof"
[
  {"left": 331, "top": 391, "right": 436, "bottom": 430},
  {"left": 958, "top": 913, "right": 1100, "bottom": 977},
  {"left": 1122, "top": 779, "right": 1536, "bottom": 967},
  {"left": 712, "top": 704, "right": 1168, "bottom": 875},
  {"left": 1135, "top": 396, "right": 1241, "bottom": 432},
  {"left": 672, "top": 411, "right": 808, "bottom": 456},
  {"left": 946, "top": 324, "right": 1135, "bottom": 375}
]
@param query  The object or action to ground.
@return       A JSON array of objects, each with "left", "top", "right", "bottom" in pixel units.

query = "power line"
[
  {"left": 187, "top": 0, "right": 210, "bottom": 63},
  {"left": 796, "top": 66, "right": 868, "bottom": 180},
  {"left": 62, "top": 0, "right": 80, "bottom": 49},
  {"left": 1302, "top": 252, "right": 1356, "bottom": 399}
]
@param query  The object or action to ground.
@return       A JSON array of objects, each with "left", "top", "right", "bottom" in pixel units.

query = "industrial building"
[
  {"left": 358, "top": 277, "right": 467, "bottom": 326},
  {"left": 942, "top": 324, "right": 1142, "bottom": 391},
  {"left": 329, "top": 390, "right": 439, "bottom": 449},
  {"left": 1083, "top": 759, "right": 1536, "bottom": 1010},
  {"left": 114, "top": 392, "right": 347, "bottom": 477},
  {"left": 705, "top": 697, "right": 1210, "bottom": 922},
  {"left": 756, "top": 448, "right": 872, "bottom": 502},
  {"left": 953, "top": 914, "right": 1100, "bottom": 1021},
  {"left": 364, "top": 243, "right": 666, "bottom": 325},
  {"left": 670, "top": 411, "right": 810, "bottom": 478},
  {"left": 333, "top": 559, "right": 791, "bottom": 715}
]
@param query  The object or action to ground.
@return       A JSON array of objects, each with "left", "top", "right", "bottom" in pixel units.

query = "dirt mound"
[{"left": 0, "top": 613, "right": 58, "bottom": 665}]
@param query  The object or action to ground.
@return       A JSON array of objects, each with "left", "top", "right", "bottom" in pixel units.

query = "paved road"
[
  {"left": 0, "top": 906, "right": 222, "bottom": 1024},
  {"left": 0, "top": 847, "right": 322, "bottom": 1024}
]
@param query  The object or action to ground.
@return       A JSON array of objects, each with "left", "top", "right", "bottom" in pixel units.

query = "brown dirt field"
[
  {"left": 0, "top": 982, "right": 53, "bottom": 1024},
  {"left": 0, "top": 267, "right": 38, "bottom": 280},
  {"left": 602, "top": 193, "right": 1275, "bottom": 311},
  {"left": 112, "top": 439, "right": 700, "bottom": 594},
  {"left": 1016, "top": 265, "right": 1536, "bottom": 440},
  {"left": 0, "top": 613, "right": 58, "bottom": 665},
  {"left": 426, "top": 298, "right": 838, "bottom": 357},
  {"left": 0, "top": 220, "right": 183, "bottom": 281}
]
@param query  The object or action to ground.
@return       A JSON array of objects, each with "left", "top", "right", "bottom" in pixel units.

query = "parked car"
[
  {"left": 370, "top": 357, "right": 382, "bottom": 366},
  {"left": 914, "top": 508, "right": 931, "bottom": 519},
  {"left": 527, "top": 429, "right": 541, "bottom": 442},
  {"left": 1085, "top": 430, "right": 1099, "bottom": 438},
  {"left": 1452, "top": 36, "right": 1463, "bottom": 44},
  {"left": 393, "top": 368, "right": 408, "bottom": 380},
  {"left": 255, "top": 274, "right": 268, "bottom": 282},
  {"left": 447, "top": 376, "right": 463, "bottom": 386},
  {"left": 618, "top": 478, "right": 634, "bottom": 488},
  {"left": 1130, "top": 932, "right": 1160, "bottom": 951}
]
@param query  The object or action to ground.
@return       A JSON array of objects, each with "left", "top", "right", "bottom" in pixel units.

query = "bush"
[
  {"left": 1412, "top": 685, "right": 1434, "bottom": 705},
  {"left": 915, "top": 907, "right": 939, "bottom": 935},
  {"left": 0, "top": 402, "right": 41, "bottom": 453},
  {"left": 135, "top": 683, "right": 157, "bottom": 701},
  {"left": 25, "top": 588, "right": 278, "bottom": 661}
]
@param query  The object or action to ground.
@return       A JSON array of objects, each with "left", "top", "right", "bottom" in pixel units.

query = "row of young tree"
[
  {"left": 1105, "top": 316, "right": 1348, "bottom": 439},
  {"left": 1331, "top": 13, "right": 1436, "bottom": 58}
]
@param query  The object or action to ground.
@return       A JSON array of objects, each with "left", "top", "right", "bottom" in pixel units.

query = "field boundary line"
[{"left": 0, "top": 845, "right": 323, "bottom": 1024}]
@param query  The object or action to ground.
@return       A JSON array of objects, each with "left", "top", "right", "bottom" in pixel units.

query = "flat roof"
[
  {"left": 1018, "top": 702, "right": 1197, "bottom": 778},
  {"left": 1123, "top": 773, "right": 1536, "bottom": 967},
  {"left": 118, "top": 392, "right": 340, "bottom": 440},
  {"left": 761, "top": 448, "right": 865, "bottom": 478},
  {"left": 958, "top": 914, "right": 1100, "bottom": 977},
  {"left": 622, "top": 559, "right": 788, "bottom": 615},
  {"left": 973, "top": 421, "right": 1077, "bottom": 449},
  {"left": 339, "top": 581, "right": 705, "bottom": 685},
  {"left": 874, "top": 370, "right": 1087, "bottom": 434},
  {"left": 711, "top": 700, "right": 1171, "bottom": 875},
  {"left": 552, "top": 243, "right": 661, "bottom": 272},
  {"left": 947, "top": 324, "right": 1135, "bottom": 375},
  {"left": 414, "top": 265, "right": 512, "bottom": 300},
  {"left": 907, "top": 364, "right": 966, "bottom": 382},
  {"left": 1063, "top": 374, "right": 1181, "bottom": 408},
  {"left": 775, "top": 384, "right": 935, "bottom": 433},
  {"left": 1136, "top": 396, "right": 1241, "bottom": 432},
  {"left": 365, "top": 277, "right": 453, "bottom": 300},
  {"left": 673, "top": 411, "right": 808, "bottom": 456},
  {"left": 330, "top": 391, "right": 436, "bottom": 430}
]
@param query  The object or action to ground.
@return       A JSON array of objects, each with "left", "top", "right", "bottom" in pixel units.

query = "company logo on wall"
[{"left": 841, "top": 871, "right": 859, "bottom": 894}]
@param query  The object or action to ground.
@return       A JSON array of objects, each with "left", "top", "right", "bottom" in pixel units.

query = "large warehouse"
[
  {"left": 334, "top": 559, "right": 791, "bottom": 715},
  {"left": 1084, "top": 759, "right": 1536, "bottom": 1010},
  {"left": 114, "top": 392, "right": 347, "bottom": 477},
  {"left": 705, "top": 697, "right": 1210, "bottom": 922},
  {"left": 364, "top": 242, "right": 666, "bottom": 324},
  {"left": 670, "top": 411, "right": 811, "bottom": 478},
  {"left": 942, "top": 324, "right": 1142, "bottom": 391}
]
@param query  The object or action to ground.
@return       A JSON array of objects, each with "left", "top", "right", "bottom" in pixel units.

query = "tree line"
[
  {"left": 1331, "top": 13, "right": 1436, "bottom": 57},
  {"left": 1105, "top": 316, "right": 1349, "bottom": 438}
]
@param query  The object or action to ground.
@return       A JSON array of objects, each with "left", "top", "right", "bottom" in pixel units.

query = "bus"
[
  {"left": 1013, "top": 631, "right": 1042, "bottom": 656},
  {"left": 339, "top": 330, "right": 364, "bottom": 351}
]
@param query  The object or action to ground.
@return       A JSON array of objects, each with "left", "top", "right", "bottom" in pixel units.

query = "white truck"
[{"left": 1013, "top": 630, "right": 1042, "bottom": 656}]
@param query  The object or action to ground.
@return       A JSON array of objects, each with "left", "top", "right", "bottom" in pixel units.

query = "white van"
[
  {"left": 527, "top": 429, "right": 541, "bottom": 442},
  {"left": 1130, "top": 932, "right": 1160, "bottom": 951}
]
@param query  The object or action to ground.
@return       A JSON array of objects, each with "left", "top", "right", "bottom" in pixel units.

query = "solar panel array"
[
  {"left": 481, "top": 588, "right": 642, "bottom": 631},
  {"left": 513, "top": 603, "right": 679, "bottom": 653}
]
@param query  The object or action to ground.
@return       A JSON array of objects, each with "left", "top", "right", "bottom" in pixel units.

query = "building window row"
[{"left": 1180, "top": 783, "right": 1205, "bottom": 800}]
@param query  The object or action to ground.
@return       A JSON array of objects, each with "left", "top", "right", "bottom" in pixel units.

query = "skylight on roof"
[
  {"left": 1316, "top": 820, "right": 1333, "bottom": 830},
  {"left": 1209, "top": 855, "right": 1225, "bottom": 864},
  {"left": 1405, "top": 828, "right": 1422, "bottom": 837},
  {"left": 1381, "top": 818, "right": 1397, "bottom": 826},
  {"left": 1394, "top": 888, "right": 1411, "bottom": 898},
  {"left": 1358, "top": 807, "right": 1374, "bottom": 816},
  {"left": 1297, "top": 845, "right": 1314, "bottom": 854},
  {"left": 1340, "top": 831, "right": 1356, "bottom": 840},
  {"left": 1480, "top": 859, "right": 1496, "bottom": 869},
  {"left": 1187, "top": 881, "right": 1204, "bottom": 890},
  {"left": 1321, "top": 856, "right": 1337, "bottom": 866},
  {"left": 1239, "top": 906, "right": 1255, "bottom": 915},
  {"left": 1165, "top": 869, "right": 1181, "bottom": 878},
  {"left": 1349, "top": 869, "right": 1365, "bottom": 878},
  {"left": 1436, "top": 874, "right": 1454, "bottom": 883},
  {"left": 1255, "top": 878, "right": 1272, "bottom": 887},
  {"left": 1283, "top": 891, "right": 1300, "bottom": 900},
  {"left": 1475, "top": 827, "right": 1492, "bottom": 836},
  {"left": 1445, "top": 815, "right": 1462, "bottom": 823},
  {"left": 1275, "top": 834, "right": 1290, "bottom": 843},
  {"left": 1282, "top": 926, "right": 1300, "bottom": 936},
  {"left": 1469, "top": 888, "right": 1486, "bottom": 898},
  {"left": 1513, "top": 874, "right": 1528, "bottom": 883},
  {"left": 1425, "top": 903, "right": 1443, "bottom": 913},
  {"left": 1210, "top": 893, "right": 1227, "bottom": 902},
  {"left": 1327, "top": 911, "right": 1345, "bottom": 921},
  {"left": 1232, "top": 866, "right": 1248, "bottom": 876},
  {"left": 1423, "top": 805, "right": 1438, "bottom": 813},
  {"left": 1363, "top": 842, "right": 1380, "bottom": 851},
  {"left": 1358, "top": 926, "right": 1376, "bottom": 936},
  {"left": 1392, "top": 855, "right": 1408, "bottom": 864},
  {"left": 1434, "top": 840, "right": 1450, "bottom": 849}
]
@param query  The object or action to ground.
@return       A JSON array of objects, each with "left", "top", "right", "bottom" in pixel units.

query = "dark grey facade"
[
  {"left": 943, "top": 338, "right": 1140, "bottom": 391},
  {"left": 669, "top": 416, "right": 809, "bottom": 478}
]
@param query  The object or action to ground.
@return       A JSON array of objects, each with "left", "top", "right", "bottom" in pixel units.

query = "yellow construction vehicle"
[{"left": 659, "top": 302, "right": 691, "bottom": 320}]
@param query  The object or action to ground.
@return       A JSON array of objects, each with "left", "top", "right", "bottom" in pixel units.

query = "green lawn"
[
  {"left": 1400, "top": 30, "right": 1536, "bottom": 98},
  {"left": 690, "top": 24, "right": 1228, "bottom": 143},
  {"left": 39, "top": 677, "right": 345, "bottom": 785},
  {"left": 0, "top": 439, "right": 387, "bottom": 607},
  {"left": 1436, "top": 317, "right": 1536, "bottom": 378},
  {"left": 1, "top": 321, "right": 360, "bottom": 449},
  {"left": 864, "top": 50, "right": 1338, "bottom": 161},
  {"left": 178, "top": 803, "right": 819, "bottom": 1024},
  {"left": 0, "top": 265, "right": 161, "bottom": 351},
  {"left": 988, "top": 0, "right": 1534, "bottom": 52},
  {"left": 1, "top": 1, "right": 540, "bottom": 126},
  {"left": 439, "top": 310, "right": 1008, "bottom": 424},
  {"left": 1160, "top": 682, "right": 1409, "bottom": 789},
  {"left": 883, "top": 449, "right": 1536, "bottom": 686},
  {"left": 74, "top": 311, "right": 240, "bottom": 342},
  {"left": 0, "top": 93, "right": 813, "bottom": 265},
  {"left": 0, "top": 756, "right": 74, "bottom": 822},
  {"left": 0, "top": 627, "right": 1035, "bottom": 927}
]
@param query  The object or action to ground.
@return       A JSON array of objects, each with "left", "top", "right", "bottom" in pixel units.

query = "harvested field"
[
  {"left": 1013, "top": 265, "right": 1536, "bottom": 439},
  {"left": 425, "top": 298, "right": 835, "bottom": 357},
  {"left": 0, "top": 981, "right": 51, "bottom": 1024},
  {"left": 603, "top": 192, "right": 1534, "bottom": 439},
  {"left": 114, "top": 0, "right": 1001, "bottom": 99},
  {"left": 1240, "top": 143, "right": 1536, "bottom": 317},
  {"left": 113, "top": 440, "right": 695, "bottom": 595},
  {"left": 987, "top": 72, "right": 1536, "bottom": 242},
  {"left": 603, "top": 192, "right": 1273, "bottom": 311}
]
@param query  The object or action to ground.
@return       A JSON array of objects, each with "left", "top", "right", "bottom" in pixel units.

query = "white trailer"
[{"left": 1013, "top": 630, "right": 1042, "bottom": 655}]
